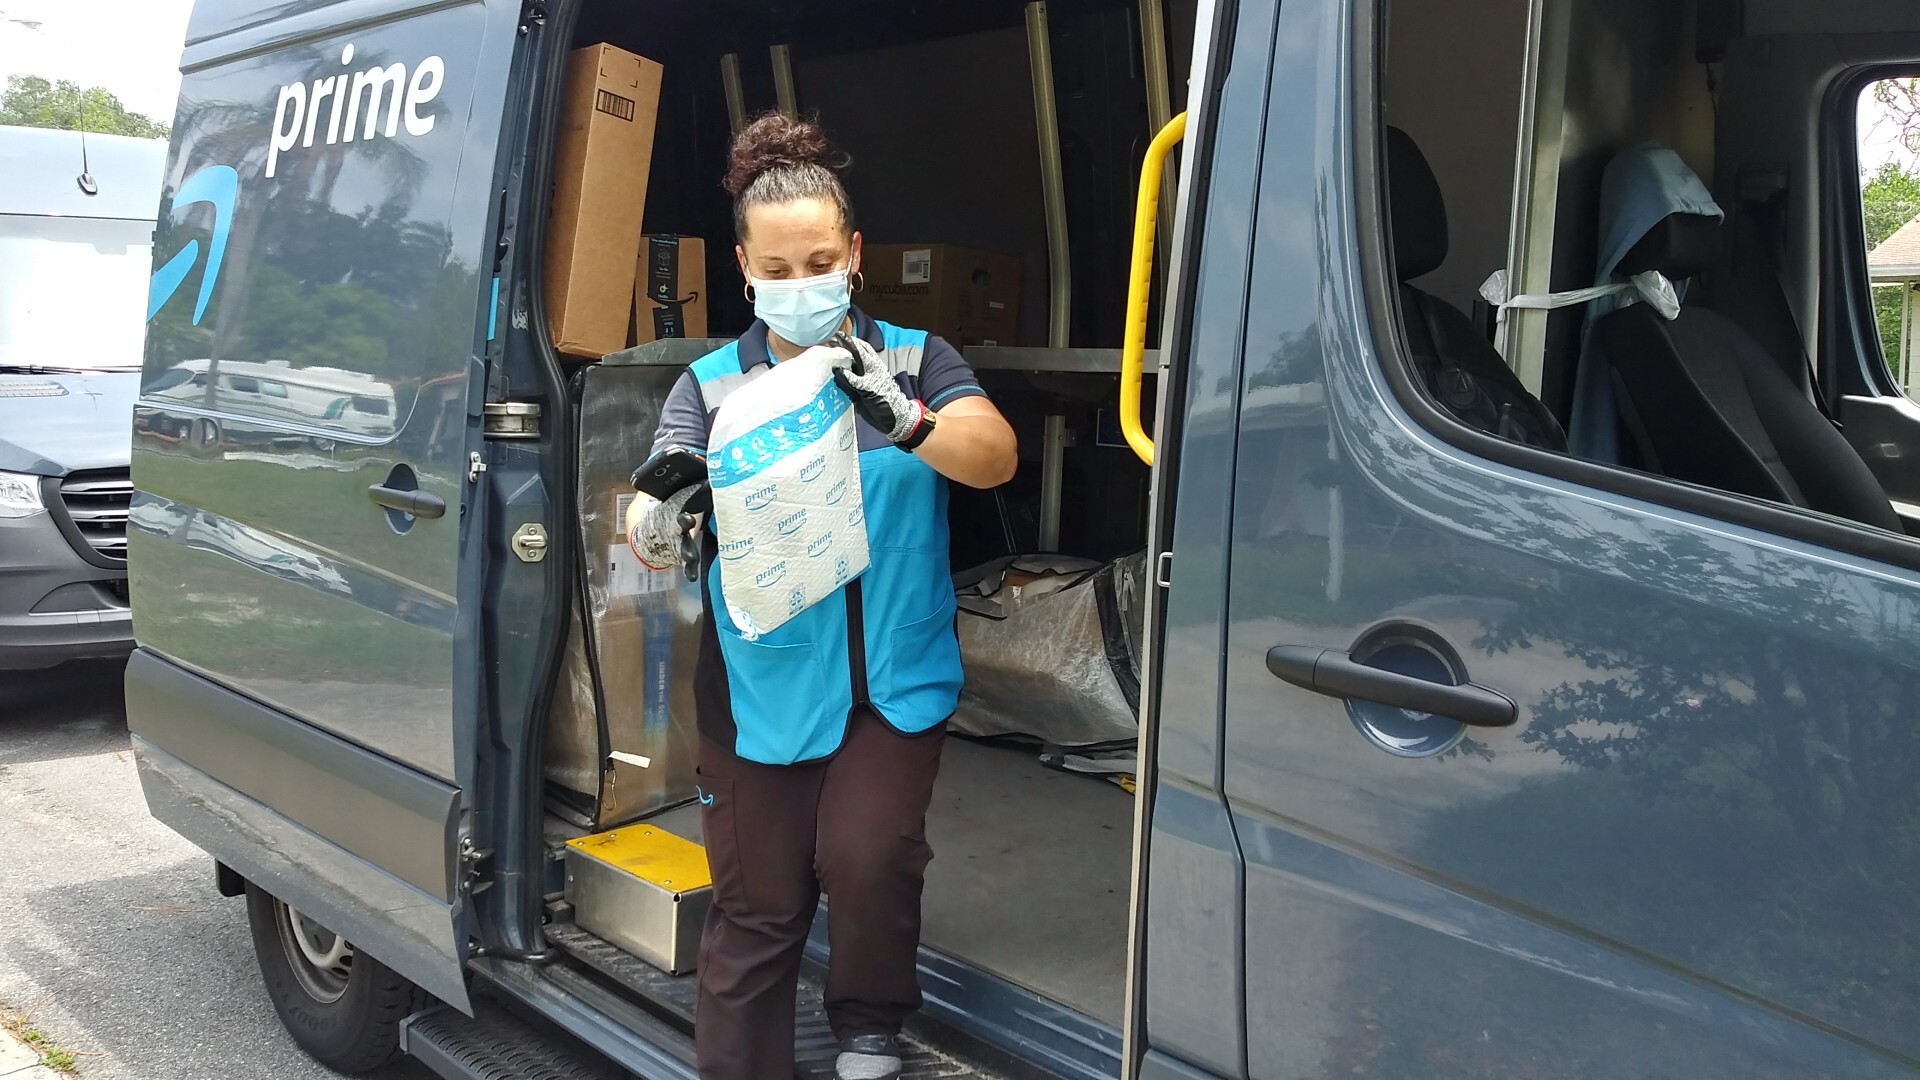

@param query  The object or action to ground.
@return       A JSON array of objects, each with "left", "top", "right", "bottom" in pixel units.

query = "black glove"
[{"left": 826, "top": 331, "right": 933, "bottom": 450}]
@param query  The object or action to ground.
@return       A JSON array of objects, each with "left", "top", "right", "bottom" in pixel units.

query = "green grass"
[{"left": 1, "top": 1002, "right": 87, "bottom": 1075}]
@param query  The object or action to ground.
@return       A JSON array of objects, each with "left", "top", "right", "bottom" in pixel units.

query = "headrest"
[
  {"left": 1387, "top": 126, "right": 1447, "bottom": 281},
  {"left": 1615, "top": 212, "right": 1720, "bottom": 281}
]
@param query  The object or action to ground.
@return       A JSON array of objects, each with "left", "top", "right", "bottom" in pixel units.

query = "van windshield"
[{"left": 0, "top": 214, "right": 153, "bottom": 372}]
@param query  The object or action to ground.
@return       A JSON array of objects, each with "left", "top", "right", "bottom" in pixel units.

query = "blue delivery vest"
[{"left": 687, "top": 320, "right": 963, "bottom": 765}]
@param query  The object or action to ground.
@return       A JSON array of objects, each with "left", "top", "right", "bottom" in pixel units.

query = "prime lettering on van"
[{"left": 266, "top": 44, "right": 445, "bottom": 178}]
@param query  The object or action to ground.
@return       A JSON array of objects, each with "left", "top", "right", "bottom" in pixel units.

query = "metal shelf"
[{"left": 962, "top": 346, "right": 1162, "bottom": 374}]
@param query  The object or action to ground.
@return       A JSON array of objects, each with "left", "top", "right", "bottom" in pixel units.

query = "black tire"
[{"left": 244, "top": 883, "right": 427, "bottom": 1073}]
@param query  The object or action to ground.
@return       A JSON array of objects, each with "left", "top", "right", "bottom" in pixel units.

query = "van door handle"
[
  {"left": 1265, "top": 645, "right": 1517, "bottom": 727},
  {"left": 367, "top": 484, "right": 446, "bottom": 519}
]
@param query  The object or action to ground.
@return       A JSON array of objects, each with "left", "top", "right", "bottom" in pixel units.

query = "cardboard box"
[
  {"left": 632, "top": 235, "right": 709, "bottom": 346},
  {"left": 545, "top": 43, "right": 664, "bottom": 358},
  {"left": 857, "top": 244, "right": 1022, "bottom": 347}
]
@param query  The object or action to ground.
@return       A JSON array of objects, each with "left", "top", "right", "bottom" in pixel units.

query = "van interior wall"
[
  {"left": 1535, "top": 0, "right": 1714, "bottom": 419},
  {"left": 568, "top": 0, "right": 1167, "bottom": 562},
  {"left": 1382, "top": 0, "right": 1531, "bottom": 318},
  {"left": 796, "top": 26, "right": 1052, "bottom": 349},
  {"left": 571, "top": 0, "right": 1187, "bottom": 352}
]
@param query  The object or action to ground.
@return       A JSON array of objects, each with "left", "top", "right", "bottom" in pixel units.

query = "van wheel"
[{"left": 245, "top": 883, "right": 426, "bottom": 1073}]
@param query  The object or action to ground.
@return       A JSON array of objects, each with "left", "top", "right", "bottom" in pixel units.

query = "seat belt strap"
[{"left": 1742, "top": 190, "right": 1838, "bottom": 426}]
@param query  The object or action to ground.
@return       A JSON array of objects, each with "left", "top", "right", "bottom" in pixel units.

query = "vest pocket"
[
  {"left": 714, "top": 627, "right": 836, "bottom": 761},
  {"left": 870, "top": 603, "right": 963, "bottom": 728}
]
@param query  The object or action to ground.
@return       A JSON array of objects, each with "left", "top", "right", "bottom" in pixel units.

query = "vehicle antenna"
[{"left": 75, "top": 86, "right": 97, "bottom": 195}]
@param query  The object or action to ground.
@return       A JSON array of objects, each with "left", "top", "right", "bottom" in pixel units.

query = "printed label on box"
[
  {"left": 902, "top": 249, "right": 932, "bottom": 285},
  {"left": 609, "top": 543, "right": 675, "bottom": 598}
]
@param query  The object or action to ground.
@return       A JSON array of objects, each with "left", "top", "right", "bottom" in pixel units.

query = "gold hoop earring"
[
  {"left": 850, "top": 270, "right": 865, "bottom": 293},
  {"left": 743, "top": 283, "right": 756, "bottom": 303}
]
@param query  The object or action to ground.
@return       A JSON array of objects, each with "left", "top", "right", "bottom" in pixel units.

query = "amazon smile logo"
[{"left": 147, "top": 165, "right": 238, "bottom": 325}]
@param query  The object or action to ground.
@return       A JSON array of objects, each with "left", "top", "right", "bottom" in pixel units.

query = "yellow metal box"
[{"left": 563, "top": 825, "right": 713, "bottom": 975}]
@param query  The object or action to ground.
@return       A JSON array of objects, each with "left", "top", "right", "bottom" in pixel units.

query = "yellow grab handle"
[{"left": 1120, "top": 110, "right": 1187, "bottom": 467}]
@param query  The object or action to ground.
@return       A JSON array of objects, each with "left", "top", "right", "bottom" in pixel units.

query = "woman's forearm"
[{"left": 913, "top": 408, "right": 1018, "bottom": 489}]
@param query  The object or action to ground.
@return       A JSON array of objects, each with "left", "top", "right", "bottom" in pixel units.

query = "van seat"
[
  {"left": 1592, "top": 213, "right": 1902, "bottom": 532},
  {"left": 1387, "top": 127, "right": 1567, "bottom": 452}
]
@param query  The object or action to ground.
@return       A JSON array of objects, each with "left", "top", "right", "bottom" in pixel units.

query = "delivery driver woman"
[{"left": 624, "top": 113, "right": 1017, "bottom": 1080}]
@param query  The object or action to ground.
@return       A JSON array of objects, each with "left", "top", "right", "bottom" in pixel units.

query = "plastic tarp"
[
  {"left": 544, "top": 361, "right": 704, "bottom": 829},
  {"left": 950, "top": 552, "right": 1148, "bottom": 749}
]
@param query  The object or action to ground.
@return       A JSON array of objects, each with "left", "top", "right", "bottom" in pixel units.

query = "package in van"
[
  {"left": 707, "top": 350, "right": 868, "bottom": 639},
  {"left": 544, "top": 43, "right": 664, "bottom": 358},
  {"left": 633, "top": 235, "right": 708, "bottom": 346}
]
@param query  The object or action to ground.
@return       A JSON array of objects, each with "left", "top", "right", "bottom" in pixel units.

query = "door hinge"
[
  {"left": 512, "top": 522, "right": 549, "bottom": 563},
  {"left": 518, "top": 0, "right": 548, "bottom": 34},
  {"left": 459, "top": 836, "right": 494, "bottom": 895},
  {"left": 484, "top": 401, "right": 541, "bottom": 440},
  {"left": 468, "top": 451, "right": 487, "bottom": 483},
  {"left": 1155, "top": 550, "right": 1173, "bottom": 589}
]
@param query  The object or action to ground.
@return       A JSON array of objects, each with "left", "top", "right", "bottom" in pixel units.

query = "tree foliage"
[
  {"left": 1863, "top": 160, "right": 1920, "bottom": 379},
  {"left": 0, "top": 75, "right": 169, "bottom": 139}
]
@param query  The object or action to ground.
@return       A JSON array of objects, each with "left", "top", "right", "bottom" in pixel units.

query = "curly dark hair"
[{"left": 724, "top": 112, "right": 854, "bottom": 241}]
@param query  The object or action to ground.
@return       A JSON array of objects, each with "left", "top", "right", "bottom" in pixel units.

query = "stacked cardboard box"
[
  {"left": 545, "top": 43, "right": 665, "bottom": 358},
  {"left": 632, "top": 235, "right": 709, "bottom": 346},
  {"left": 857, "top": 243, "right": 1022, "bottom": 347}
]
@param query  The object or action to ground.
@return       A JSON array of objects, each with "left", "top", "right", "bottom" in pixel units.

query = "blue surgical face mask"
[{"left": 750, "top": 268, "right": 851, "bottom": 348}]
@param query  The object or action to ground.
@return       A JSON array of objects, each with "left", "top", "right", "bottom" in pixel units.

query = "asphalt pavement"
[{"left": 0, "top": 660, "right": 432, "bottom": 1080}]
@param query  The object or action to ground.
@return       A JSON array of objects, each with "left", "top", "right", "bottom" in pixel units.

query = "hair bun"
[{"left": 724, "top": 113, "right": 848, "bottom": 197}]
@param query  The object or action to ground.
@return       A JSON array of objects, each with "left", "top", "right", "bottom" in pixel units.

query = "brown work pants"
[{"left": 693, "top": 708, "right": 945, "bottom": 1080}]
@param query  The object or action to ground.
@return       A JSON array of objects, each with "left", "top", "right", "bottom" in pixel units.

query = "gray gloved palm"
[
  {"left": 827, "top": 332, "right": 927, "bottom": 446},
  {"left": 626, "top": 485, "right": 703, "bottom": 570}
]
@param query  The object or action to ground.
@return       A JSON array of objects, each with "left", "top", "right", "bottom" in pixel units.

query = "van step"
[
  {"left": 401, "top": 1000, "right": 629, "bottom": 1080},
  {"left": 544, "top": 921, "right": 1002, "bottom": 1078}
]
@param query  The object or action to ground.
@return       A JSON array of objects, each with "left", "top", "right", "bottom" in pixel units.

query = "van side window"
[
  {"left": 1371, "top": 1, "right": 1917, "bottom": 554},
  {"left": 1859, "top": 76, "right": 1920, "bottom": 397},
  {"left": 259, "top": 380, "right": 288, "bottom": 399},
  {"left": 228, "top": 376, "right": 260, "bottom": 395}
]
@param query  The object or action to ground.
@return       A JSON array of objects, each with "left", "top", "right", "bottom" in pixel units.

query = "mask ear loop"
[
  {"left": 850, "top": 270, "right": 865, "bottom": 293},
  {"left": 743, "top": 282, "right": 757, "bottom": 303}
]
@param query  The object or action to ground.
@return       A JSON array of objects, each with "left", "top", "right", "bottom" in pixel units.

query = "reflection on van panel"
[{"left": 141, "top": 358, "right": 398, "bottom": 440}]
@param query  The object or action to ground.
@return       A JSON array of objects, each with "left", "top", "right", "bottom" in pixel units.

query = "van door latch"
[
  {"left": 1155, "top": 550, "right": 1173, "bottom": 589},
  {"left": 468, "top": 452, "right": 487, "bottom": 483},
  {"left": 484, "top": 401, "right": 540, "bottom": 439},
  {"left": 459, "top": 836, "right": 494, "bottom": 895},
  {"left": 512, "top": 522, "right": 549, "bottom": 563}
]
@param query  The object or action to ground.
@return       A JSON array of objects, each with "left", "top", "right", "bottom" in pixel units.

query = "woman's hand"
[
  {"left": 825, "top": 335, "right": 928, "bottom": 446},
  {"left": 626, "top": 486, "right": 704, "bottom": 570},
  {"left": 821, "top": 334, "right": 1017, "bottom": 488}
]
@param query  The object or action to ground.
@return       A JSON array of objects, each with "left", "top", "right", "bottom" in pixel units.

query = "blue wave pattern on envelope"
[{"left": 710, "top": 380, "right": 853, "bottom": 489}]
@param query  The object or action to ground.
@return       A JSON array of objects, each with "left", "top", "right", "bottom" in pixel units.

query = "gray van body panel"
[
  {"left": 127, "top": 648, "right": 460, "bottom": 899},
  {"left": 134, "top": 734, "right": 470, "bottom": 1009},
  {"left": 1204, "top": 0, "right": 1920, "bottom": 1073},
  {"left": 132, "top": 0, "right": 520, "bottom": 1009}
]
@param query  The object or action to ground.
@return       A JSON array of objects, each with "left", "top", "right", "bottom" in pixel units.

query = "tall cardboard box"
[
  {"left": 632, "top": 235, "right": 709, "bottom": 346},
  {"left": 858, "top": 244, "right": 1022, "bottom": 347},
  {"left": 545, "top": 43, "right": 664, "bottom": 358}
]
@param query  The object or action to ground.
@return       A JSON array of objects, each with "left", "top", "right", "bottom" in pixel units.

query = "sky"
[
  {"left": 0, "top": 0, "right": 196, "bottom": 123},
  {"left": 1858, "top": 83, "right": 1920, "bottom": 179}
]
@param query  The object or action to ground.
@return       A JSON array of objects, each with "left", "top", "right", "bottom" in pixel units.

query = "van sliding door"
[{"left": 130, "top": 0, "right": 528, "bottom": 1010}]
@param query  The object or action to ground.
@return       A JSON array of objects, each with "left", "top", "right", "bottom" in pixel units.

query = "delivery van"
[
  {"left": 128, "top": 0, "right": 1920, "bottom": 1076},
  {"left": 0, "top": 126, "right": 163, "bottom": 671}
]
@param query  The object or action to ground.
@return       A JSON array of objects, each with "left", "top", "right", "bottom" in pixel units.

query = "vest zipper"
[{"left": 847, "top": 579, "right": 870, "bottom": 706}]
